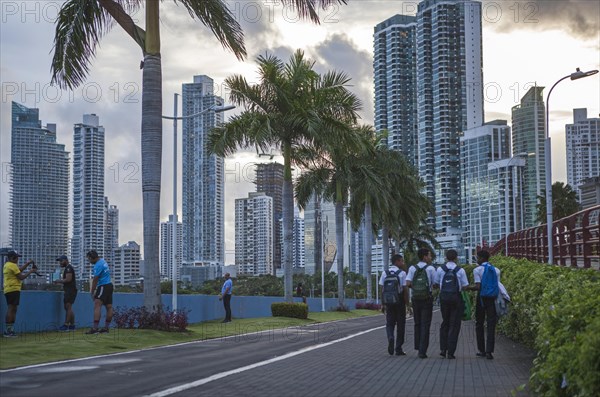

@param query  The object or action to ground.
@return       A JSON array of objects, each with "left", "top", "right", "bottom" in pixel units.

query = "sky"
[{"left": 1, "top": 0, "right": 599, "bottom": 264}]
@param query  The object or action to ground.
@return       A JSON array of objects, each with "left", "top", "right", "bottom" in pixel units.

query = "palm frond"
[
  {"left": 51, "top": 0, "right": 115, "bottom": 89},
  {"left": 208, "top": 112, "right": 272, "bottom": 156},
  {"left": 295, "top": 168, "right": 332, "bottom": 209},
  {"left": 175, "top": 0, "right": 246, "bottom": 60}
]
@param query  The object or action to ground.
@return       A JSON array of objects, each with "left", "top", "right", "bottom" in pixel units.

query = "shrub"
[
  {"left": 271, "top": 302, "right": 308, "bottom": 319},
  {"left": 355, "top": 301, "right": 382, "bottom": 311},
  {"left": 113, "top": 306, "right": 189, "bottom": 332},
  {"left": 492, "top": 257, "right": 600, "bottom": 397},
  {"left": 330, "top": 304, "right": 350, "bottom": 312}
]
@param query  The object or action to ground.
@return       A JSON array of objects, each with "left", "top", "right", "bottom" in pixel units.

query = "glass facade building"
[
  {"left": 461, "top": 121, "right": 525, "bottom": 257},
  {"left": 511, "top": 86, "right": 546, "bottom": 228},
  {"left": 72, "top": 114, "right": 105, "bottom": 277},
  {"left": 182, "top": 75, "right": 225, "bottom": 265},
  {"left": 10, "top": 102, "right": 69, "bottom": 274}
]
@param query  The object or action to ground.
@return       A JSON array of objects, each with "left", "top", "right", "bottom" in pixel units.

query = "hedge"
[
  {"left": 491, "top": 256, "right": 600, "bottom": 397},
  {"left": 271, "top": 302, "right": 308, "bottom": 319}
]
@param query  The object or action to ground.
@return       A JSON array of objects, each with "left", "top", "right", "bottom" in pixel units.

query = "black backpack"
[
  {"left": 382, "top": 270, "right": 402, "bottom": 305},
  {"left": 439, "top": 265, "right": 461, "bottom": 303}
]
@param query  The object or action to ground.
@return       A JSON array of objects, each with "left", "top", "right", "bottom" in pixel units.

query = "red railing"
[{"left": 490, "top": 205, "right": 600, "bottom": 269}]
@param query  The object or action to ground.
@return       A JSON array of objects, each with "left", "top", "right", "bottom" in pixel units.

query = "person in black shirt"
[{"left": 54, "top": 255, "right": 77, "bottom": 331}]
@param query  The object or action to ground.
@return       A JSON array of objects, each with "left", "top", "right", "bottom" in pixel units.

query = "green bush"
[
  {"left": 492, "top": 256, "right": 600, "bottom": 397},
  {"left": 271, "top": 302, "right": 308, "bottom": 319}
]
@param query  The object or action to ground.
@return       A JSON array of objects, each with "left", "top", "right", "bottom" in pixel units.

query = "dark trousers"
[
  {"left": 223, "top": 294, "right": 232, "bottom": 321},
  {"left": 475, "top": 296, "right": 497, "bottom": 353},
  {"left": 440, "top": 298, "right": 463, "bottom": 355},
  {"left": 385, "top": 302, "right": 406, "bottom": 352},
  {"left": 412, "top": 297, "right": 433, "bottom": 355}
]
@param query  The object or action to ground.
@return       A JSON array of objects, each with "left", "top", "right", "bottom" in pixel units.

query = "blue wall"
[{"left": 0, "top": 291, "right": 360, "bottom": 333}]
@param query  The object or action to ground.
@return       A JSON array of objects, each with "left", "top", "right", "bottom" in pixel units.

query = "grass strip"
[{"left": 0, "top": 310, "right": 379, "bottom": 369}]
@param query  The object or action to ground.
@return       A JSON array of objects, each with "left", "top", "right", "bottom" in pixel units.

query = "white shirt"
[
  {"left": 473, "top": 262, "right": 501, "bottom": 285},
  {"left": 406, "top": 262, "right": 437, "bottom": 291},
  {"left": 434, "top": 262, "right": 469, "bottom": 291},
  {"left": 378, "top": 266, "right": 407, "bottom": 290}
]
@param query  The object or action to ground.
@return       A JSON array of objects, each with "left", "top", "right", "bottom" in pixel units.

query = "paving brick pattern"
[{"left": 179, "top": 310, "right": 535, "bottom": 397}]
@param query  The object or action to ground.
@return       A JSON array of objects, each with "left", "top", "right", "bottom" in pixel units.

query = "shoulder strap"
[
  {"left": 452, "top": 267, "right": 460, "bottom": 275},
  {"left": 441, "top": 264, "right": 449, "bottom": 273}
]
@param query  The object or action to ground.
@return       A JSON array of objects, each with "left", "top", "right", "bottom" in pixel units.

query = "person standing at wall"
[
  {"left": 219, "top": 273, "right": 233, "bottom": 323},
  {"left": 85, "top": 250, "right": 113, "bottom": 335},
  {"left": 54, "top": 255, "right": 77, "bottom": 331},
  {"left": 2, "top": 251, "right": 37, "bottom": 337}
]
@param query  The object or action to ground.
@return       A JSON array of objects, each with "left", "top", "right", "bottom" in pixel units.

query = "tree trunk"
[
  {"left": 142, "top": 1, "right": 162, "bottom": 311},
  {"left": 363, "top": 203, "right": 373, "bottom": 302},
  {"left": 382, "top": 227, "right": 389, "bottom": 271},
  {"left": 282, "top": 143, "right": 293, "bottom": 302},
  {"left": 335, "top": 200, "right": 345, "bottom": 308},
  {"left": 141, "top": 53, "right": 162, "bottom": 311}
]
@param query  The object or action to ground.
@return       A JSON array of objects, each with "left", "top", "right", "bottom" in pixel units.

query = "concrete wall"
[{"left": 0, "top": 291, "right": 360, "bottom": 333}]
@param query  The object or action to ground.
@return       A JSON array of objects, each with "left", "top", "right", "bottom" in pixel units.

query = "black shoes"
[
  {"left": 476, "top": 352, "right": 486, "bottom": 357},
  {"left": 447, "top": 354, "right": 456, "bottom": 359},
  {"left": 418, "top": 353, "right": 428, "bottom": 359},
  {"left": 395, "top": 349, "right": 406, "bottom": 356},
  {"left": 440, "top": 350, "right": 447, "bottom": 358},
  {"left": 388, "top": 340, "right": 394, "bottom": 355},
  {"left": 486, "top": 353, "right": 494, "bottom": 359}
]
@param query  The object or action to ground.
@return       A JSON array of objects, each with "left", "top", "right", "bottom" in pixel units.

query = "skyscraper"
[
  {"left": 374, "top": 14, "right": 418, "bottom": 167},
  {"left": 160, "top": 215, "right": 183, "bottom": 280},
  {"left": 461, "top": 121, "right": 525, "bottom": 255},
  {"left": 416, "top": 0, "right": 484, "bottom": 234},
  {"left": 72, "top": 114, "right": 105, "bottom": 277},
  {"left": 303, "top": 195, "right": 336, "bottom": 275},
  {"left": 235, "top": 192, "right": 273, "bottom": 276},
  {"left": 255, "top": 162, "right": 284, "bottom": 274},
  {"left": 566, "top": 108, "right": 600, "bottom": 201},
  {"left": 10, "top": 102, "right": 69, "bottom": 274},
  {"left": 512, "top": 86, "right": 546, "bottom": 227},
  {"left": 182, "top": 75, "right": 225, "bottom": 266},
  {"left": 104, "top": 197, "right": 119, "bottom": 267},
  {"left": 292, "top": 210, "right": 305, "bottom": 270}
]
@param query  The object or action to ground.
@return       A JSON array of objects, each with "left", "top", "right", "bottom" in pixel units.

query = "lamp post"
[
  {"left": 162, "top": 94, "right": 234, "bottom": 311},
  {"left": 545, "top": 68, "right": 598, "bottom": 264}
]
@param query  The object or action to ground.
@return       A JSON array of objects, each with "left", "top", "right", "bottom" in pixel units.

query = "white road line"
[
  {"left": 146, "top": 325, "right": 385, "bottom": 397},
  {"left": 0, "top": 315, "right": 382, "bottom": 373}
]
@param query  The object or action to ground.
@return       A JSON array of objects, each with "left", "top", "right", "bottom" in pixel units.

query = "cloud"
[
  {"left": 482, "top": 0, "right": 599, "bottom": 40},
  {"left": 313, "top": 33, "right": 374, "bottom": 124}
]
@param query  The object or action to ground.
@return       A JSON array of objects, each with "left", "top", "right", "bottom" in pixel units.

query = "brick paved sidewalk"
[{"left": 192, "top": 310, "right": 535, "bottom": 397}]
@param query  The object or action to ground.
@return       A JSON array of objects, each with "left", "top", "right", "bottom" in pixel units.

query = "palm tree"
[
  {"left": 347, "top": 130, "right": 429, "bottom": 301},
  {"left": 50, "top": 0, "right": 348, "bottom": 310},
  {"left": 208, "top": 50, "right": 361, "bottom": 302},
  {"left": 295, "top": 128, "right": 367, "bottom": 308},
  {"left": 536, "top": 182, "right": 581, "bottom": 223},
  {"left": 394, "top": 222, "right": 440, "bottom": 265}
]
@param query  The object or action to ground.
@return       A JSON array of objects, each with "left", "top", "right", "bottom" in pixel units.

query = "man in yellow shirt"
[{"left": 3, "top": 251, "right": 36, "bottom": 337}]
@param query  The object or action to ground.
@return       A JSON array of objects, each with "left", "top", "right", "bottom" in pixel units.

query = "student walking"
[
  {"left": 54, "top": 255, "right": 77, "bottom": 331},
  {"left": 219, "top": 273, "right": 233, "bottom": 323},
  {"left": 406, "top": 248, "right": 436, "bottom": 358},
  {"left": 433, "top": 249, "right": 469, "bottom": 359},
  {"left": 2, "top": 251, "right": 37, "bottom": 337},
  {"left": 379, "top": 254, "right": 409, "bottom": 356},
  {"left": 469, "top": 250, "right": 501, "bottom": 359}
]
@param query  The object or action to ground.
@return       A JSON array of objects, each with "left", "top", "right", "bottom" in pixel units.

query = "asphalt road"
[{"left": 0, "top": 315, "right": 386, "bottom": 397}]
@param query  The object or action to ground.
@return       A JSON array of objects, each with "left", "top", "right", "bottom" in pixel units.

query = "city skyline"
[{"left": 1, "top": 1, "right": 599, "bottom": 259}]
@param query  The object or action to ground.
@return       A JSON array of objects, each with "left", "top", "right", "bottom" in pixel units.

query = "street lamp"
[
  {"left": 162, "top": 93, "right": 234, "bottom": 311},
  {"left": 545, "top": 68, "right": 598, "bottom": 264}
]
